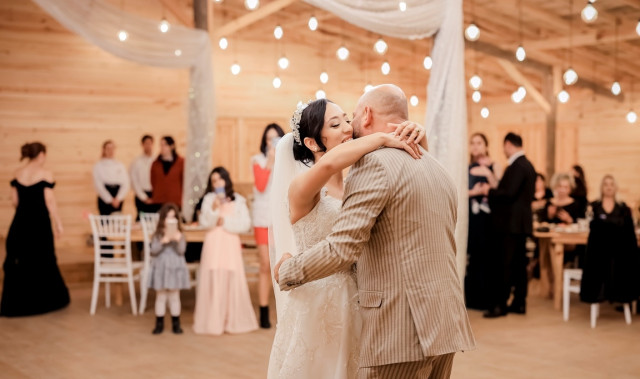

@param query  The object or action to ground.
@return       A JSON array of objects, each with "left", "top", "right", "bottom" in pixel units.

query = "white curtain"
[
  {"left": 305, "top": 0, "right": 468, "bottom": 279},
  {"left": 31, "top": 0, "right": 215, "bottom": 221}
]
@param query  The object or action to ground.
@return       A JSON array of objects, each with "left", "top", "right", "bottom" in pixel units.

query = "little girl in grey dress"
[{"left": 149, "top": 203, "right": 190, "bottom": 334}]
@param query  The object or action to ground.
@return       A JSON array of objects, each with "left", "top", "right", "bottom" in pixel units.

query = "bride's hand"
[
  {"left": 274, "top": 253, "right": 292, "bottom": 283},
  {"left": 389, "top": 121, "right": 426, "bottom": 147},
  {"left": 382, "top": 134, "right": 420, "bottom": 159}
]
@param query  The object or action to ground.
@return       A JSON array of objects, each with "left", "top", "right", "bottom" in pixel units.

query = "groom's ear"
[{"left": 362, "top": 106, "right": 373, "bottom": 130}]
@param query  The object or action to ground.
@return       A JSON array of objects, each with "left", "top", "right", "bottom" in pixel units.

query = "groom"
[{"left": 276, "top": 84, "right": 475, "bottom": 378}]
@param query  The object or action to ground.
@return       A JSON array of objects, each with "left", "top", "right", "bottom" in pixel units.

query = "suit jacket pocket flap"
[{"left": 359, "top": 291, "right": 383, "bottom": 308}]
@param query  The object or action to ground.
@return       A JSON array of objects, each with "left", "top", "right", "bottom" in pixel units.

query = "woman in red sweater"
[{"left": 150, "top": 136, "right": 184, "bottom": 210}]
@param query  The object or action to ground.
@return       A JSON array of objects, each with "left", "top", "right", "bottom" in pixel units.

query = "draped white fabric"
[
  {"left": 305, "top": 0, "right": 468, "bottom": 279},
  {"left": 31, "top": 0, "right": 215, "bottom": 221}
]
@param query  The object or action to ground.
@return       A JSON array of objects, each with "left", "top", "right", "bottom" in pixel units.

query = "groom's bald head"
[{"left": 352, "top": 84, "right": 408, "bottom": 137}]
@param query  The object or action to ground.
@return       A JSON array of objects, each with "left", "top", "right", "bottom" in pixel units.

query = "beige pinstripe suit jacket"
[{"left": 279, "top": 147, "right": 476, "bottom": 368}]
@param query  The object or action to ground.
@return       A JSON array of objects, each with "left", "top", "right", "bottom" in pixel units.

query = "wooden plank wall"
[{"left": 1, "top": 0, "right": 639, "bottom": 266}]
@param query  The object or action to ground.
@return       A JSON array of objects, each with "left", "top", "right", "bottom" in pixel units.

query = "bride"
[{"left": 267, "top": 98, "right": 426, "bottom": 378}]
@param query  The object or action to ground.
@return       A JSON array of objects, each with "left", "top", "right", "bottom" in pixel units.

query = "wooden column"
[
  {"left": 542, "top": 67, "right": 562, "bottom": 177},
  {"left": 194, "top": 0, "right": 208, "bottom": 30}
]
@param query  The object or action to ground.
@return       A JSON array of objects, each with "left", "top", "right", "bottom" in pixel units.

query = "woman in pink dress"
[{"left": 193, "top": 167, "right": 258, "bottom": 335}]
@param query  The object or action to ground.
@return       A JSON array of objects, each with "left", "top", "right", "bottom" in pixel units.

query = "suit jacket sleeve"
[
  {"left": 278, "top": 153, "right": 390, "bottom": 291},
  {"left": 489, "top": 162, "right": 525, "bottom": 203}
]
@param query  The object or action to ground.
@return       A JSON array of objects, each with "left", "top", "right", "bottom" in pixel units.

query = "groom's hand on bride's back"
[{"left": 274, "top": 253, "right": 293, "bottom": 284}]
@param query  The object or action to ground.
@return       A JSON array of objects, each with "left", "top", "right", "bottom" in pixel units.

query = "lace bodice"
[{"left": 292, "top": 188, "right": 342, "bottom": 255}]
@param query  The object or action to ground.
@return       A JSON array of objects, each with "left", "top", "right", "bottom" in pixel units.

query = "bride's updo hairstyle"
[{"left": 292, "top": 98, "right": 332, "bottom": 165}]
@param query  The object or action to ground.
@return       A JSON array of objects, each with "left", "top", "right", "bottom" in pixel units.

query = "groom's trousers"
[{"left": 357, "top": 353, "right": 455, "bottom": 379}]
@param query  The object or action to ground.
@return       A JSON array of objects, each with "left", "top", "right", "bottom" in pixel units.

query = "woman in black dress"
[
  {"left": 1, "top": 142, "right": 70, "bottom": 317},
  {"left": 542, "top": 172, "right": 584, "bottom": 224},
  {"left": 580, "top": 175, "right": 640, "bottom": 305},
  {"left": 465, "top": 133, "right": 502, "bottom": 310}
]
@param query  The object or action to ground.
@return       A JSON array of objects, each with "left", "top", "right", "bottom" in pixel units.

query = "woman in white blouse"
[{"left": 93, "top": 140, "right": 130, "bottom": 215}]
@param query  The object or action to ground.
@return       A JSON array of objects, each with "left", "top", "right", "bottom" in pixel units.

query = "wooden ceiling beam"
[
  {"left": 158, "top": 0, "right": 192, "bottom": 27},
  {"left": 523, "top": 27, "right": 639, "bottom": 51},
  {"left": 495, "top": 58, "right": 551, "bottom": 114},
  {"left": 213, "top": 0, "right": 299, "bottom": 39}
]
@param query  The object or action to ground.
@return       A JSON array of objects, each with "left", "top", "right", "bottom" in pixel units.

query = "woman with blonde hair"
[{"left": 542, "top": 172, "right": 584, "bottom": 224}]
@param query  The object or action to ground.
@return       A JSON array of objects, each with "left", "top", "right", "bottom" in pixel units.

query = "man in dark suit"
[{"left": 479, "top": 132, "right": 536, "bottom": 318}]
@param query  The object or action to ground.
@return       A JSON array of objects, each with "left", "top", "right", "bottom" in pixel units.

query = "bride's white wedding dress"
[{"left": 268, "top": 188, "right": 361, "bottom": 379}]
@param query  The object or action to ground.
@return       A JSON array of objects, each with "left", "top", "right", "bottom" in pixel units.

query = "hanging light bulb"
[
  {"left": 219, "top": 37, "right": 228, "bottom": 50},
  {"left": 118, "top": 30, "right": 128, "bottom": 42},
  {"left": 563, "top": 67, "right": 578, "bottom": 85},
  {"left": 320, "top": 71, "right": 329, "bottom": 84},
  {"left": 336, "top": 45, "right": 349, "bottom": 61},
  {"left": 308, "top": 16, "right": 318, "bottom": 31},
  {"left": 465, "top": 23, "right": 480, "bottom": 41},
  {"left": 581, "top": 1, "right": 598, "bottom": 23},
  {"left": 517, "top": 86, "right": 527, "bottom": 98},
  {"left": 472, "top": 90, "right": 481, "bottom": 103},
  {"left": 230, "top": 62, "right": 241, "bottom": 75},
  {"left": 516, "top": 45, "right": 526, "bottom": 62},
  {"left": 627, "top": 110, "right": 638, "bottom": 124},
  {"left": 410, "top": 95, "right": 419, "bottom": 107},
  {"left": 611, "top": 81, "right": 621, "bottom": 96},
  {"left": 278, "top": 56, "right": 289, "bottom": 70},
  {"left": 315, "top": 89, "right": 326, "bottom": 99},
  {"left": 636, "top": 19, "right": 640, "bottom": 36},
  {"left": 174, "top": 49, "right": 182, "bottom": 57},
  {"left": 381, "top": 61, "right": 391, "bottom": 76},
  {"left": 480, "top": 107, "right": 490, "bottom": 119},
  {"left": 557, "top": 90, "right": 570, "bottom": 103},
  {"left": 511, "top": 90, "right": 524, "bottom": 103},
  {"left": 244, "top": 0, "right": 259, "bottom": 10},
  {"left": 469, "top": 75, "right": 482, "bottom": 90},
  {"left": 272, "top": 76, "right": 281, "bottom": 89},
  {"left": 398, "top": 1, "right": 407, "bottom": 12},
  {"left": 374, "top": 38, "right": 388, "bottom": 55},
  {"left": 364, "top": 83, "right": 374, "bottom": 93},
  {"left": 274, "top": 25, "right": 283, "bottom": 40},
  {"left": 423, "top": 56, "right": 433, "bottom": 70},
  {"left": 159, "top": 18, "right": 170, "bottom": 33}
]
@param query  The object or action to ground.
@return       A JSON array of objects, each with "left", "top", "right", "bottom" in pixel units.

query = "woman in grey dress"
[{"left": 149, "top": 203, "right": 190, "bottom": 334}]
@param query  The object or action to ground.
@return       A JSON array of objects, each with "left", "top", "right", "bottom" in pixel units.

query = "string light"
[
  {"left": 611, "top": 81, "right": 621, "bottom": 96},
  {"left": 516, "top": 45, "right": 526, "bottom": 62},
  {"left": 636, "top": 19, "right": 640, "bottom": 36},
  {"left": 219, "top": 37, "right": 228, "bottom": 50},
  {"left": 480, "top": 107, "right": 490, "bottom": 118},
  {"left": 336, "top": 45, "right": 349, "bottom": 60},
  {"left": 315, "top": 89, "right": 326, "bottom": 99},
  {"left": 627, "top": 110, "right": 638, "bottom": 124},
  {"left": 118, "top": 30, "right": 128, "bottom": 42},
  {"left": 398, "top": 1, "right": 407, "bottom": 12},
  {"left": 581, "top": 1, "right": 598, "bottom": 23},
  {"left": 364, "top": 83, "right": 374, "bottom": 93},
  {"left": 469, "top": 75, "right": 482, "bottom": 90},
  {"left": 174, "top": 49, "right": 182, "bottom": 56},
  {"left": 274, "top": 25, "right": 283, "bottom": 40},
  {"left": 410, "top": 95, "right": 419, "bottom": 107},
  {"left": 320, "top": 72, "right": 329, "bottom": 84},
  {"left": 557, "top": 89, "right": 570, "bottom": 103},
  {"left": 381, "top": 61, "right": 391, "bottom": 75},
  {"left": 465, "top": 23, "right": 480, "bottom": 41},
  {"left": 278, "top": 56, "right": 289, "bottom": 70},
  {"left": 423, "top": 56, "right": 433, "bottom": 70},
  {"left": 308, "top": 16, "right": 318, "bottom": 31},
  {"left": 272, "top": 76, "right": 281, "bottom": 89},
  {"left": 563, "top": 67, "right": 578, "bottom": 85},
  {"left": 230, "top": 62, "right": 241, "bottom": 75},
  {"left": 374, "top": 38, "right": 388, "bottom": 55},
  {"left": 472, "top": 90, "right": 481, "bottom": 103},
  {"left": 159, "top": 18, "right": 170, "bottom": 33},
  {"left": 244, "top": 0, "right": 259, "bottom": 11}
]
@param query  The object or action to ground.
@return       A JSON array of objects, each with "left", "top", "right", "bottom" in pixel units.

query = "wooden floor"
[{"left": 1, "top": 280, "right": 639, "bottom": 379}]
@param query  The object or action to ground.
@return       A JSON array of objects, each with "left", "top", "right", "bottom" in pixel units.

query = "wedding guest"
[
  {"left": 150, "top": 136, "right": 184, "bottom": 209},
  {"left": 580, "top": 175, "right": 640, "bottom": 306},
  {"left": 532, "top": 173, "right": 553, "bottom": 213},
  {"left": 1, "top": 142, "right": 70, "bottom": 317},
  {"left": 130, "top": 135, "right": 155, "bottom": 218},
  {"left": 149, "top": 203, "right": 190, "bottom": 335},
  {"left": 251, "top": 123, "right": 285, "bottom": 328},
  {"left": 542, "top": 173, "right": 584, "bottom": 225},
  {"left": 193, "top": 167, "right": 258, "bottom": 335},
  {"left": 482, "top": 132, "right": 536, "bottom": 317},
  {"left": 93, "top": 140, "right": 129, "bottom": 215},
  {"left": 571, "top": 164, "right": 588, "bottom": 215},
  {"left": 466, "top": 132, "right": 502, "bottom": 310}
]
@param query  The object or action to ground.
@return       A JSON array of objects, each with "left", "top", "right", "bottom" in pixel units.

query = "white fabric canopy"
[
  {"left": 32, "top": 0, "right": 215, "bottom": 222},
  {"left": 305, "top": 0, "right": 468, "bottom": 279}
]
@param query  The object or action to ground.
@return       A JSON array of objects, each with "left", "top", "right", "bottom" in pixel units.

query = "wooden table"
[{"left": 534, "top": 229, "right": 640, "bottom": 311}]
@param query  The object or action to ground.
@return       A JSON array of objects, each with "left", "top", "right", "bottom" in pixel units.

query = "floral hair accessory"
[{"left": 290, "top": 100, "right": 311, "bottom": 145}]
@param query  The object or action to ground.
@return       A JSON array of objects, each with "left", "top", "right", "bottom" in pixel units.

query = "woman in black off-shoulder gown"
[{"left": 1, "top": 145, "right": 69, "bottom": 317}]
